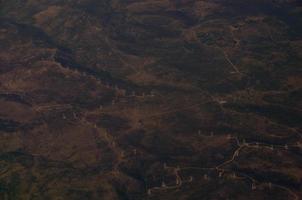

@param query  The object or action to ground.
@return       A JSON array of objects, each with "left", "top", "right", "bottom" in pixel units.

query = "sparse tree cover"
[{"left": 0, "top": 0, "right": 302, "bottom": 199}]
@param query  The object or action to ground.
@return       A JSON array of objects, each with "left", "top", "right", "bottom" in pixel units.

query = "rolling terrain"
[{"left": 0, "top": 0, "right": 302, "bottom": 199}]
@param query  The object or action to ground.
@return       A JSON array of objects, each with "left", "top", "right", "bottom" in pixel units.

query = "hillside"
[{"left": 0, "top": 0, "right": 302, "bottom": 199}]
